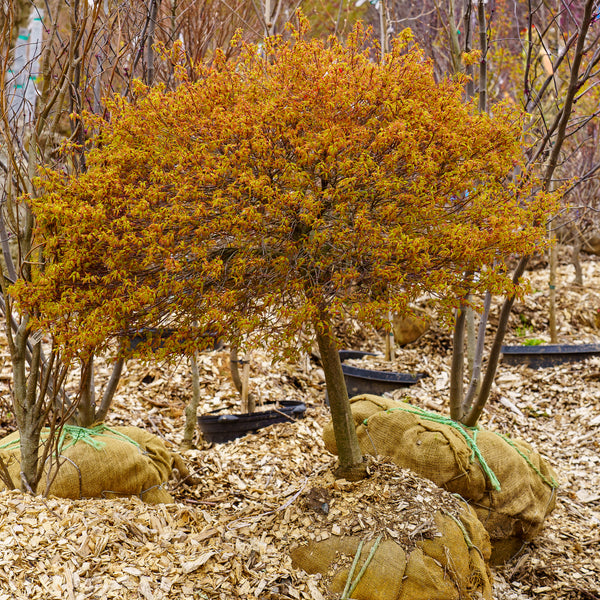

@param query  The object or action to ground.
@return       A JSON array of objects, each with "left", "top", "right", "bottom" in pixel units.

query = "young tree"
[
  {"left": 18, "top": 21, "right": 556, "bottom": 479},
  {"left": 0, "top": 0, "right": 90, "bottom": 491},
  {"left": 443, "top": 0, "right": 600, "bottom": 426},
  {"left": 0, "top": 0, "right": 232, "bottom": 491}
]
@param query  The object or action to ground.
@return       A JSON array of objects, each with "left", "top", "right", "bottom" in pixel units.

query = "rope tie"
[
  {"left": 363, "top": 402, "right": 558, "bottom": 491},
  {"left": 341, "top": 534, "right": 383, "bottom": 600},
  {"left": 442, "top": 510, "right": 485, "bottom": 562},
  {"left": 364, "top": 404, "right": 501, "bottom": 491},
  {"left": 495, "top": 432, "right": 558, "bottom": 489},
  {"left": 0, "top": 425, "right": 141, "bottom": 455}
]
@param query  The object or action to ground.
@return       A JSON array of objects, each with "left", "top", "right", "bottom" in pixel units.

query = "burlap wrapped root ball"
[
  {"left": 291, "top": 460, "right": 492, "bottom": 600},
  {"left": 323, "top": 395, "right": 558, "bottom": 564},
  {"left": 392, "top": 309, "right": 430, "bottom": 346},
  {"left": 0, "top": 425, "right": 176, "bottom": 503}
]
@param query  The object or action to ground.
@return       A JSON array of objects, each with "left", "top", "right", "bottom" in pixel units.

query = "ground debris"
[{"left": 0, "top": 255, "right": 599, "bottom": 599}]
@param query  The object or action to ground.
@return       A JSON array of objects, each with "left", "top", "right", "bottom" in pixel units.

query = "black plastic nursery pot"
[
  {"left": 501, "top": 343, "right": 600, "bottom": 369},
  {"left": 338, "top": 350, "right": 427, "bottom": 397},
  {"left": 198, "top": 400, "right": 307, "bottom": 444}
]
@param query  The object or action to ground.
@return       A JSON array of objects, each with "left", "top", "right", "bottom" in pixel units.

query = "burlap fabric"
[
  {"left": 392, "top": 311, "right": 430, "bottom": 346},
  {"left": 0, "top": 425, "right": 174, "bottom": 503},
  {"left": 291, "top": 505, "right": 492, "bottom": 600},
  {"left": 323, "top": 395, "right": 558, "bottom": 563}
]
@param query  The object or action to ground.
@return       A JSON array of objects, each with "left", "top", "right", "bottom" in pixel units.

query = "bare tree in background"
[
  {"left": 0, "top": 0, "right": 90, "bottom": 491},
  {"left": 447, "top": 0, "right": 600, "bottom": 425},
  {"left": 372, "top": 0, "right": 600, "bottom": 424},
  {"left": 0, "top": 0, "right": 218, "bottom": 490}
]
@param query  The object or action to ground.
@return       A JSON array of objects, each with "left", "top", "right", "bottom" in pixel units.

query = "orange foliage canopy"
[{"left": 17, "top": 23, "right": 557, "bottom": 359}]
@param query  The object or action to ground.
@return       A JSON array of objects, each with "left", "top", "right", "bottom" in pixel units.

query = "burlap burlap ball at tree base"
[
  {"left": 291, "top": 460, "right": 493, "bottom": 600},
  {"left": 323, "top": 395, "right": 558, "bottom": 564},
  {"left": 0, "top": 425, "right": 175, "bottom": 503}
]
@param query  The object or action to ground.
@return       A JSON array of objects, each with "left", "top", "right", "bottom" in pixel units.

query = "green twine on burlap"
[
  {"left": 441, "top": 510, "right": 485, "bottom": 562},
  {"left": 341, "top": 535, "right": 383, "bottom": 600},
  {"left": 363, "top": 404, "right": 501, "bottom": 492},
  {"left": 0, "top": 437, "right": 22, "bottom": 451},
  {"left": 0, "top": 425, "right": 141, "bottom": 454},
  {"left": 495, "top": 432, "right": 558, "bottom": 489},
  {"left": 58, "top": 425, "right": 109, "bottom": 452},
  {"left": 57, "top": 425, "right": 141, "bottom": 453}
]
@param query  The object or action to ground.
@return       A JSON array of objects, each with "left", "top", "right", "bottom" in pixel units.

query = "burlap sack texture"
[
  {"left": 0, "top": 425, "right": 175, "bottom": 503},
  {"left": 392, "top": 310, "right": 430, "bottom": 346},
  {"left": 291, "top": 498, "right": 492, "bottom": 600},
  {"left": 323, "top": 395, "right": 559, "bottom": 564}
]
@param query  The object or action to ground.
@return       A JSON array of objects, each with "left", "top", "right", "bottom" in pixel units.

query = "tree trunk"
[
  {"left": 466, "top": 305, "right": 476, "bottom": 386},
  {"left": 145, "top": 0, "right": 160, "bottom": 85},
  {"left": 229, "top": 347, "right": 255, "bottom": 411},
  {"left": 95, "top": 356, "right": 125, "bottom": 422},
  {"left": 384, "top": 311, "right": 395, "bottom": 361},
  {"left": 240, "top": 353, "right": 253, "bottom": 413},
  {"left": 12, "top": 325, "right": 44, "bottom": 492},
  {"left": 477, "top": 0, "right": 487, "bottom": 114},
  {"left": 548, "top": 229, "right": 558, "bottom": 343},
  {"left": 181, "top": 353, "right": 201, "bottom": 449},
  {"left": 462, "top": 291, "right": 491, "bottom": 416},
  {"left": 314, "top": 316, "right": 366, "bottom": 481},
  {"left": 572, "top": 236, "right": 583, "bottom": 286},
  {"left": 77, "top": 356, "right": 96, "bottom": 427},
  {"left": 463, "top": 256, "right": 530, "bottom": 427},
  {"left": 449, "top": 305, "right": 466, "bottom": 420}
]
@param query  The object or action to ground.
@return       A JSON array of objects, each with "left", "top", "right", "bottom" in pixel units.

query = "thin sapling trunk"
[
  {"left": 449, "top": 304, "right": 466, "bottom": 420},
  {"left": 463, "top": 256, "right": 530, "bottom": 426},
  {"left": 462, "top": 291, "right": 492, "bottom": 416},
  {"left": 314, "top": 314, "right": 366, "bottom": 481},
  {"left": 182, "top": 352, "right": 201, "bottom": 449}
]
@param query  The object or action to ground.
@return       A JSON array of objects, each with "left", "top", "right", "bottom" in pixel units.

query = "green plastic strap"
[
  {"left": 495, "top": 432, "right": 558, "bottom": 489},
  {"left": 341, "top": 535, "right": 383, "bottom": 600},
  {"left": 363, "top": 403, "right": 501, "bottom": 492}
]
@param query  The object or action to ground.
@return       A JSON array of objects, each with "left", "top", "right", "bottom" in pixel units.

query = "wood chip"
[{"left": 0, "top": 251, "right": 599, "bottom": 599}]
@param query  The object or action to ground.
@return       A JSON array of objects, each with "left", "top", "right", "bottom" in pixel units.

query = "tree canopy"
[{"left": 17, "top": 22, "right": 556, "bottom": 361}]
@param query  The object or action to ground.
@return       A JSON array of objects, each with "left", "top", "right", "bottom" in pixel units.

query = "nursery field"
[{"left": 0, "top": 252, "right": 599, "bottom": 600}]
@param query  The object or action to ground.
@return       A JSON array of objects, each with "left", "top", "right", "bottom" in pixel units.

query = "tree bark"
[
  {"left": 462, "top": 291, "right": 491, "bottom": 416},
  {"left": 95, "top": 356, "right": 125, "bottom": 422},
  {"left": 464, "top": 256, "right": 530, "bottom": 426},
  {"left": 12, "top": 325, "right": 44, "bottom": 492},
  {"left": 314, "top": 315, "right": 366, "bottom": 481},
  {"left": 77, "top": 356, "right": 96, "bottom": 427},
  {"left": 240, "top": 353, "right": 253, "bottom": 413},
  {"left": 465, "top": 305, "right": 476, "bottom": 385},
  {"left": 449, "top": 305, "right": 466, "bottom": 420},
  {"left": 182, "top": 353, "right": 201, "bottom": 449},
  {"left": 229, "top": 347, "right": 255, "bottom": 411},
  {"left": 384, "top": 311, "right": 395, "bottom": 362},
  {"left": 548, "top": 227, "right": 558, "bottom": 343}
]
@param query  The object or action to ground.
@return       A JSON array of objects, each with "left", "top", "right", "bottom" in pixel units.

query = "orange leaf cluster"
[{"left": 16, "top": 22, "right": 558, "bottom": 359}]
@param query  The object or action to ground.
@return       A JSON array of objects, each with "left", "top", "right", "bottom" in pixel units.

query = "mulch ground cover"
[{"left": 0, "top": 250, "right": 598, "bottom": 599}]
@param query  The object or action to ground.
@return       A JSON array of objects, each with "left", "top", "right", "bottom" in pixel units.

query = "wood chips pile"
[{"left": 0, "top": 250, "right": 599, "bottom": 599}]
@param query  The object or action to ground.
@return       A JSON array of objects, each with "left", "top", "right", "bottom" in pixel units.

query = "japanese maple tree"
[{"left": 18, "top": 21, "right": 556, "bottom": 478}]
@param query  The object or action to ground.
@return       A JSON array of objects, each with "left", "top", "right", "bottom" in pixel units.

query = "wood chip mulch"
[{"left": 0, "top": 249, "right": 599, "bottom": 599}]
